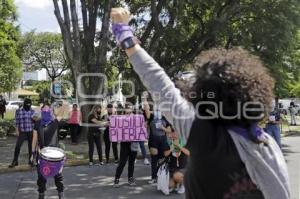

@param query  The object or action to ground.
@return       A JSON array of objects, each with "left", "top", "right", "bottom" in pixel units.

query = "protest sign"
[{"left": 109, "top": 114, "right": 147, "bottom": 142}]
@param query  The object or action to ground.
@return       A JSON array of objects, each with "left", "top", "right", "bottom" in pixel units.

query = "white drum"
[{"left": 40, "top": 147, "right": 65, "bottom": 162}]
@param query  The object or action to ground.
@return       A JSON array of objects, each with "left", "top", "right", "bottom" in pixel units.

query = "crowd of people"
[
  {"left": 7, "top": 96, "right": 189, "bottom": 198},
  {"left": 2, "top": 6, "right": 298, "bottom": 199}
]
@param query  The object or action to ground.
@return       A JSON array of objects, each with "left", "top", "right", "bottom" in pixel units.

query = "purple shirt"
[{"left": 15, "top": 108, "right": 35, "bottom": 132}]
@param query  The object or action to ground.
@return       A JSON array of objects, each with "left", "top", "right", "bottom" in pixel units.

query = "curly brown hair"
[{"left": 188, "top": 47, "right": 274, "bottom": 125}]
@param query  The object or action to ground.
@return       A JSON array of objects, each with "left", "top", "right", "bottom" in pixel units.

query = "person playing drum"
[{"left": 31, "top": 102, "right": 65, "bottom": 199}]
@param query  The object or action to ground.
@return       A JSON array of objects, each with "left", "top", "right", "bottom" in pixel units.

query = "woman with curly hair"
[{"left": 110, "top": 8, "right": 290, "bottom": 199}]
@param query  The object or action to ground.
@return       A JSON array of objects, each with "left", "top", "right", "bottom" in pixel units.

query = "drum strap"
[{"left": 39, "top": 125, "right": 45, "bottom": 148}]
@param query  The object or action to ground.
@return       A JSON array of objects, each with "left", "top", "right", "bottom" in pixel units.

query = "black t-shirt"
[
  {"left": 0, "top": 99, "right": 6, "bottom": 110},
  {"left": 34, "top": 120, "right": 59, "bottom": 148},
  {"left": 88, "top": 114, "right": 101, "bottom": 133},
  {"left": 147, "top": 113, "right": 170, "bottom": 136},
  {"left": 169, "top": 152, "right": 187, "bottom": 170},
  {"left": 185, "top": 119, "right": 264, "bottom": 199},
  {"left": 102, "top": 114, "right": 112, "bottom": 135}
]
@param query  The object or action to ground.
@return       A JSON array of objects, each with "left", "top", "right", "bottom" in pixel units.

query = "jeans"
[
  {"left": 37, "top": 166, "right": 64, "bottom": 193},
  {"left": 103, "top": 130, "right": 119, "bottom": 161},
  {"left": 115, "top": 142, "right": 137, "bottom": 179},
  {"left": 87, "top": 132, "right": 103, "bottom": 162},
  {"left": 12, "top": 131, "right": 33, "bottom": 163},
  {"left": 69, "top": 124, "right": 80, "bottom": 143},
  {"left": 139, "top": 141, "right": 147, "bottom": 159},
  {"left": 265, "top": 124, "right": 281, "bottom": 148},
  {"left": 290, "top": 113, "right": 297, "bottom": 125}
]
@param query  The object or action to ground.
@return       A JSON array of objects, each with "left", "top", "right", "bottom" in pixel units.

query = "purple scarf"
[{"left": 228, "top": 123, "right": 266, "bottom": 141}]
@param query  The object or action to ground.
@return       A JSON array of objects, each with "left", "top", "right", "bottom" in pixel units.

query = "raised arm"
[{"left": 111, "top": 8, "right": 195, "bottom": 140}]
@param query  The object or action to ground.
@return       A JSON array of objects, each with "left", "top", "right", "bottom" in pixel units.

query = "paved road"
[
  {"left": 282, "top": 134, "right": 300, "bottom": 199},
  {"left": 0, "top": 135, "right": 299, "bottom": 199},
  {"left": 0, "top": 160, "right": 183, "bottom": 199}
]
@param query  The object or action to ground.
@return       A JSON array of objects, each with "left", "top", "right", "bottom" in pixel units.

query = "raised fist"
[{"left": 111, "top": 8, "right": 131, "bottom": 24}]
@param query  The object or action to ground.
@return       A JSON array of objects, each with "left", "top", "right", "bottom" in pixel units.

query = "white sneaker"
[
  {"left": 176, "top": 184, "right": 185, "bottom": 194},
  {"left": 148, "top": 179, "right": 157, "bottom": 184},
  {"left": 89, "top": 162, "right": 93, "bottom": 166},
  {"left": 144, "top": 158, "right": 150, "bottom": 165}
]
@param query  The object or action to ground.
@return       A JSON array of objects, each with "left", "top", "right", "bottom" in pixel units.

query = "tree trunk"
[{"left": 53, "top": 0, "right": 113, "bottom": 139}]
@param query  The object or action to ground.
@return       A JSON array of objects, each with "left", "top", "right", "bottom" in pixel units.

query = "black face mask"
[
  {"left": 23, "top": 99, "right": 32, "bottom": 111},
  {"left": 24, "top": 103, "right": 31, "bottom": 111}
]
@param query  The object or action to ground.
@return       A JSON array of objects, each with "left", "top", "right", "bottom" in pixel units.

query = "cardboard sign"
[{"left": 109, "top": 115, "right": 147, "bottom": 142}]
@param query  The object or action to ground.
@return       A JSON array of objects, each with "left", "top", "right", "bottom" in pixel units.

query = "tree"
[
  {"left": 129, "top": 0, "right": 299, "bottom": 71},
  {"left": 53, "top": 0, "right": 117, "bottom": 123},
  {"left": 20, "top": 31, "right": 68, "bottom": 82},
  {"left": 119, "top": 0, "right": 300, "bottom": 97},
  {"left": 54, "top": 0, "right": 300, "bottom": 110},
  {"left": 0, "top": 0, "right": 22, "bottom": 93}
]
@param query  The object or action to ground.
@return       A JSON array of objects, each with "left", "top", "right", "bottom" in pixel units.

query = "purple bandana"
[
  {"left": 112, "top": 23, "right": 134, "bottom": 44},
  {"left": 41, "top": 108, "right": 54, "bottom": 126}
]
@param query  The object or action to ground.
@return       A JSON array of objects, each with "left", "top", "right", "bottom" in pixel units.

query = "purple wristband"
[{"left": 112, "top": 23, "right": 134, "bottom": 44}]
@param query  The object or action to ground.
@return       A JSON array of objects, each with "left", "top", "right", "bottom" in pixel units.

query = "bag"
[
  {"left": 157, "top": 163, "right": 170, "bottom": 195},
  {"left": 130, "top": 142, "right": 139, "bottom": 152}
]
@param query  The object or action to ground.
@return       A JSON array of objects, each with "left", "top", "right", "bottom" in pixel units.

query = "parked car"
[{"left": 6, "top": 101, "right": 23, "bottom": 110}]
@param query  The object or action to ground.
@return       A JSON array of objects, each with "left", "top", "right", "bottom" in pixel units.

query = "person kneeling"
[{"left": 164, "top": 131, "right": 190, "bottom": 194}]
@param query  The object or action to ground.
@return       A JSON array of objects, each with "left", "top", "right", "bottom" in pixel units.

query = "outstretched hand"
[{"left": 111, "top": 8, "right": 131, "bottom": 24}]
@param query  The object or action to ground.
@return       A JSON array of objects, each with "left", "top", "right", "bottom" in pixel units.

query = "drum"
[{"left": 39, "top": 147, "right": 65, "bottom": 179}]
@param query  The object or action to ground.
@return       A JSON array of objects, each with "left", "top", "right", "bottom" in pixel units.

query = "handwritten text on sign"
[{"left": 109, "top": 115, "right": 147, "bottom": 142}]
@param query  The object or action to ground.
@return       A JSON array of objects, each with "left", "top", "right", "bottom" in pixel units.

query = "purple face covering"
[{"left": 41, "top": 108, "right": 54, "bottom": 126}]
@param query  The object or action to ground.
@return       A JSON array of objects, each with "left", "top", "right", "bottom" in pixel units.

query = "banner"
[{"left": 109, "top": 114, "right": 147, "bottom": 142}]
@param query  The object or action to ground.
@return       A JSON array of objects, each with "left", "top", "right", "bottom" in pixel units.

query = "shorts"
[
  {"left": 148, "top": 135, "right": 170, "bottom": 156},
  {"left": 169, "top": 168, "right": 186, "bottom": 178}
]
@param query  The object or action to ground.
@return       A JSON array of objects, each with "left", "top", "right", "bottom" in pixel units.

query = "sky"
[{"left": 15, "top": 0, "right": 60, "bottom": 33}]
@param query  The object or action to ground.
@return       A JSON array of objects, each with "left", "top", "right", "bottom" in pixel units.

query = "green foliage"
[
  {"left": 20, "top": 31, "right": 68, "bottom": 81},
  {"left": 114, "top": 0, "right": 300, "bottom": 97},
  {"left": 31, "top": 80, "right": 51, "bottom": 103},
  {"left": 0, "top": 0, "right": 22, "bottom": 93},
  {"left": 291, "top": 82, "right": 300, "bottom": 98}
]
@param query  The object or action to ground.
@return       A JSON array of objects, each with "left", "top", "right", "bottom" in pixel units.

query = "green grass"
[{"left": 3, "top": 111, "right": 15, "bottom": 120}]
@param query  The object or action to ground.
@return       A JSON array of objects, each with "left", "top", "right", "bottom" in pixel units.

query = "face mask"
[
  {"left": 23, "top": 99, "right": 32, "bottom": 111},
  {"left": 154, "top": 110, "right": 162, "bottom": 119},
  {"left": 41, "top": 109, "right": 54, "bottom": 126}
]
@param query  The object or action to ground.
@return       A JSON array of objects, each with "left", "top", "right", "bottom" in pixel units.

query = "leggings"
[
  {"left": 87, "top": 132, "right": 103, "bottom": 162},
  {"left": 103, "top": 130, "right": 119, "bottom": 161},
  {"left": 115, "top": 142, "right": 137, "bottom": 179},
  {"left": 69, "top": 124, "right": 80, "bottom": 143},
  {"left": 37, "top": 166, "right": 64, "bottom": 193}
]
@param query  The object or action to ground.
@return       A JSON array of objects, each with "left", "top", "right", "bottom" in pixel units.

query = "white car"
[{"left": 6, "top": 101, "right": 23, "bottom": 110}]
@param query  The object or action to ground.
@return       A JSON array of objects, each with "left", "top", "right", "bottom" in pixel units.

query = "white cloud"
[{"left": 15, "top": 0, "right": 52, "bottom": 9}]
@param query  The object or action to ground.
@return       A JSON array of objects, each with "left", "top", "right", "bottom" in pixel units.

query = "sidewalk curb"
[
  {"left": 0, "top": 154, "right": 147, "bottom": 174},
  {"left": 282, "top": 131, "right": 300, "bottom": 137},
  {"left": 0, "top": 159, "right": 89, "bottom": 174}
]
